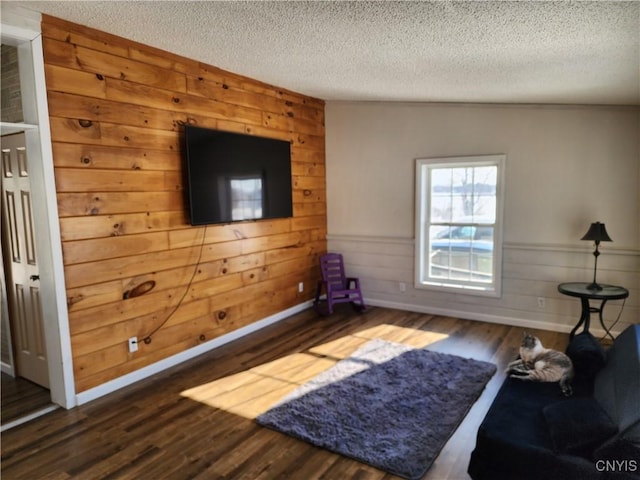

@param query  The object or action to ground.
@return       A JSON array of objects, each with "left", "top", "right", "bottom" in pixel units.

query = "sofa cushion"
[
  {"left": 543, "top": 398, "right": 618, "bottom": 457},
  {"left": 594, "top": 325, "right": 640, "bottom": 446},
  {"left": 566, "top": 332, "right": 606, "bottom": 390}
]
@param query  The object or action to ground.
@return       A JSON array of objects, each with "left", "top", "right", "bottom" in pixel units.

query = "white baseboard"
[
  {"left": 1, "top": 361, "right": 15, "bottom": 377},
  {"left": 365, "top": 297, "right": 622, "bottom": 339},
  {"left": 75, "top": 300, "right": 314, "bottom": 406}
]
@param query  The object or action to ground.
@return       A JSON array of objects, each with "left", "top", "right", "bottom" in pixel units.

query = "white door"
[{"left": 1, "top": 132, "right": 49, "bottom": 388}]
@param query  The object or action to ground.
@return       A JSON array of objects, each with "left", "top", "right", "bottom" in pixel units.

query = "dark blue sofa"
[{"left": 468, "top": 324, "right": 640, "bottom": 480}]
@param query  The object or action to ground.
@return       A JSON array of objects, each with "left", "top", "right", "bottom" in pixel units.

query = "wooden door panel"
[{"left": 1, "top": 133, "right": 49, "bottom": 388}]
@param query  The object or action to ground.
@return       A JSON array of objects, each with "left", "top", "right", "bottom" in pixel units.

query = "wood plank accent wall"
[{"left": 41, "top": 16, "right": 327, "bottom": 393}]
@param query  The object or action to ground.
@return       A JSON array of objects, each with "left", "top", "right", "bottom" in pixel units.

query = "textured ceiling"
[{"left": 8, "top": 1, "right": 640, "bottom": 105}]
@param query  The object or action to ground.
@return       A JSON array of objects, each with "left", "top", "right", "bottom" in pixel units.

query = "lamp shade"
[{"left": 581, "top": 222, "right": 612, "bottom": 243}]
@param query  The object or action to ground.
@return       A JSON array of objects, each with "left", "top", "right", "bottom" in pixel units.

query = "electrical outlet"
[
  {"left": 128, "top": 336, "right": 138, "bottom": 353},
  {"left": 537, "top": 297, "right": 546, "bottom": 309},
  {"left": 399, "top": 282, "right": 406, "bottom": 292},
  {"left": 298, "top": 282, "right": 304, "bottom": 293}
]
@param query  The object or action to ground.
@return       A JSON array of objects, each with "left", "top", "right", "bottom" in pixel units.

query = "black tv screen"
[{"left": 184, "top": 125, "right": 293, "bottom": 226}]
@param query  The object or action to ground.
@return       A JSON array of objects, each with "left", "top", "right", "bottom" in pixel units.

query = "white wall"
[{"left": 326, "top": 102, "right": 639, "bottom": 334}]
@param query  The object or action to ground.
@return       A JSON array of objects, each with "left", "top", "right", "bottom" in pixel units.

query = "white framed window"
[{"left": 415, "top": 154, "right": 505, "bottom": 297}]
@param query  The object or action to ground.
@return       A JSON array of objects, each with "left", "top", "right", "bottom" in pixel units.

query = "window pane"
[
  {"left": 450, "top": 167, "right": 472, "bottom": 222},
  {"left": 430, "top": 168, "right": 453, "bottom": 223},
  {"left": 473, "top": 166, "right": 497, "bottom": 223}
]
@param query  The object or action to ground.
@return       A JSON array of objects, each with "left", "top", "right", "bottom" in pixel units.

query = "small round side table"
[{"left": 558, "top": 282, "right": 629, "bottom": 341}]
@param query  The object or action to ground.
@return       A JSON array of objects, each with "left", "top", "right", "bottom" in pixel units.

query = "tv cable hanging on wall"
[{"left": 138, "top": 226, "right": 207, "bottom": 345}]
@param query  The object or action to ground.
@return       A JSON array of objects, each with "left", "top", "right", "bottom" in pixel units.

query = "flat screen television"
[{"left": 183, "top": 125, "right": 293, "bottom": 226}]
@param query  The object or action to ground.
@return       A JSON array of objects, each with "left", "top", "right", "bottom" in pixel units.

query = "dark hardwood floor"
[
  {"left": 0, "top": 306, "right": 570, "bottom": 480},
  {"left": 1, "top": 373, "right": 52, "bottom": 427}
]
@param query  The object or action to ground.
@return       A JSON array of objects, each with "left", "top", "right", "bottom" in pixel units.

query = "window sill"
[{"left": 414, "top": 280, "right": 502, "bottom": 298}]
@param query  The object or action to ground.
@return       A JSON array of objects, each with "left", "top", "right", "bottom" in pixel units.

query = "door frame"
[{"left": 2, "top": 4, "right": 75, "bottom": 408}]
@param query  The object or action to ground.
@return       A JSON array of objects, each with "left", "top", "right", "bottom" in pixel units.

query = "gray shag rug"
[{"left": 257, "top": 339, "right": 497, "bottom": 480}]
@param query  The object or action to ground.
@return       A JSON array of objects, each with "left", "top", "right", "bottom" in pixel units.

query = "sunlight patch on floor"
[{"left": 180, "top": 323, "right": 449, "bottom": 419}]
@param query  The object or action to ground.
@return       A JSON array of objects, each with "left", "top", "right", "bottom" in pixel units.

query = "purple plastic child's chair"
[{"left": 314, "top": 253, "right": 366, "bottom": 315}]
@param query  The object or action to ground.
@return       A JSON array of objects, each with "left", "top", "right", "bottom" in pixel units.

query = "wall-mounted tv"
[{"left": 183, "top": 125, "right": 293, "bottom": 226}]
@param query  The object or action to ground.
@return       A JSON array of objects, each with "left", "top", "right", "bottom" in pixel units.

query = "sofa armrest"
[{"left": 594, "top": 325, "right": 640, "bottom": 443}]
